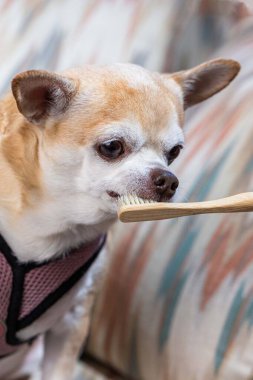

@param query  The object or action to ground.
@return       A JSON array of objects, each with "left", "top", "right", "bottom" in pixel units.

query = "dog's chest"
[{"left": 0, "top": 234, "right": 105, "bottom": 358}]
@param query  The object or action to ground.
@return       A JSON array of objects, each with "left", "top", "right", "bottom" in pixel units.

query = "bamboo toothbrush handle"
[{"left": 119, "top": 192, "right": 253, "bottom": 222}]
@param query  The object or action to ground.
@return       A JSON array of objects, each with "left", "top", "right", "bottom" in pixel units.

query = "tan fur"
[
  {"left": 0, "top": 95, "right": 41, "bottom": 211},
  {"left": 45, "top": 70, "right": 182, "bottom": 146}
]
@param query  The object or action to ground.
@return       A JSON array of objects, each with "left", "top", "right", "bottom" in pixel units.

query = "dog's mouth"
[
  {"left": 107, "top": 190, "right": 153, "bottom": 201},
  {"left": 106, "top": 190, "right": 175, "bottom": 203},
  {"left": 107, "top": 190, "right": 164, "bottom": 203},
  {"left": 107, "top": 190, "right": 120, "bottom": 199}
]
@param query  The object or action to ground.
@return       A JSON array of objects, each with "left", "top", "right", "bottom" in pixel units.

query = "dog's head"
[{"left": 11, "top": 60, "right": 240, "bottom": 224}]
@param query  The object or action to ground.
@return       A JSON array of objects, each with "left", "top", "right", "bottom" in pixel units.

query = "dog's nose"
[{"left": 152, "top": 169, "right": 179, "bottom": 199}]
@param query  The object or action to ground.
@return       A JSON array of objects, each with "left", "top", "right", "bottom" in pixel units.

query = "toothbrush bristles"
[{"left": 119, "top": 193, "right": 154, "bottom": 206}]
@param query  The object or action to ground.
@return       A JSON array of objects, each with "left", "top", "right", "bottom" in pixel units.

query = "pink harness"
[{"left": 0, "top": 234, "right": 105, "bottom": 358}]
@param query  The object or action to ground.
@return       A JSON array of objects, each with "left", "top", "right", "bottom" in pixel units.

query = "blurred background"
[
  {"left": 0, "top": 0, "right": 252, "bottom": 93},
  {"left": 1, "top": 1, "right": 253, "bottom": 380}
]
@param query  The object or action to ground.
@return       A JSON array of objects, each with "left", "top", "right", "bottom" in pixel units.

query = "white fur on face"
[
  {"left": 1, "top": 113, "right": 183, "bottom": 262},
  {"left": 42, "top": 117, "right": 185, "bottom": 223},
  {"left": 0, "top": 120, "right": 184, "bottom": 262}
]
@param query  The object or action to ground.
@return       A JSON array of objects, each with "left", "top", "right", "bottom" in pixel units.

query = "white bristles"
[{"left": 119, "top": 193, "right": 154, "bottom": 206}]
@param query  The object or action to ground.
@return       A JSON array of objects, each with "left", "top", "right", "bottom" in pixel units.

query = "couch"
[
  {"left": 0, "top": 1, "right": 252, "bottom": 379},
  {"left": 87, "top": 8, "right": 253, "bottom": 380}
]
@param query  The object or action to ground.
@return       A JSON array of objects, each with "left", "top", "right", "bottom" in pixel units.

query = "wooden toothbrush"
[{"left": 118, "top": 192, "right": 253, "bottom": 223}]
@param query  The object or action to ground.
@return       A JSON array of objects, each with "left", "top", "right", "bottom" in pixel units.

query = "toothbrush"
[{"left": 118, "top": 192, "right": 253, "bottom": 223}]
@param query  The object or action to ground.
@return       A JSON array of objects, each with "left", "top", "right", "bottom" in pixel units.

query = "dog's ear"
[
  {"left": 166, "top": 59, "right": 240, "bottom": 109},
  {"left": 12, "top": 70, "right": 77, "bottom": 125}
]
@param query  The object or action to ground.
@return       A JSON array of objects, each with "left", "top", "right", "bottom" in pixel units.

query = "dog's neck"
[
  {"left": 0, "top": 95, "right": 114, "bottom": 263},
  {"left": 0, "top": 206, "right": 112, "bottom": 262}
]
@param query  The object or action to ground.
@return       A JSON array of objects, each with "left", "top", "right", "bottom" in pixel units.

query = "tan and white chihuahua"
[{"left": 0, "top": 59, "right": 240, "bottom": 380}]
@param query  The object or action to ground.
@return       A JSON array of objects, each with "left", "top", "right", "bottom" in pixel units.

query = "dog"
[{"left": 0, "top": 59, "right": 240, "bottom": 379}]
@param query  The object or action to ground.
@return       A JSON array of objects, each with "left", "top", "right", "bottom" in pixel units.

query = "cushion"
[{"left": 0, "top": 1, "right": 251, "bottom": 379}]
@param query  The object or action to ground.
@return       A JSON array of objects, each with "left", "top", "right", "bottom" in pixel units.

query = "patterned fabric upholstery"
[
  {"left": 88, "top": 23, "right": 253, "bottom": 380},
  {"left": 0, "top": 1, "right": 252, "bottom": 379},
  {"left": 0, "top": 0, "right": 177, "bottom": 96}
]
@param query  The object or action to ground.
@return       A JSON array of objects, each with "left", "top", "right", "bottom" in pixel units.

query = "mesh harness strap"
[{"left": 0, "top": 234, "right": 105, "bottom": 357}]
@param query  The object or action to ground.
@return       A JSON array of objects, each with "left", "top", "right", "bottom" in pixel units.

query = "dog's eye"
[
  {"left": 97, "top": 140, "right": 124, "bottom": 160},
  {"left": 166, "top": 144, "right": 183, "bottom": 164}
]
